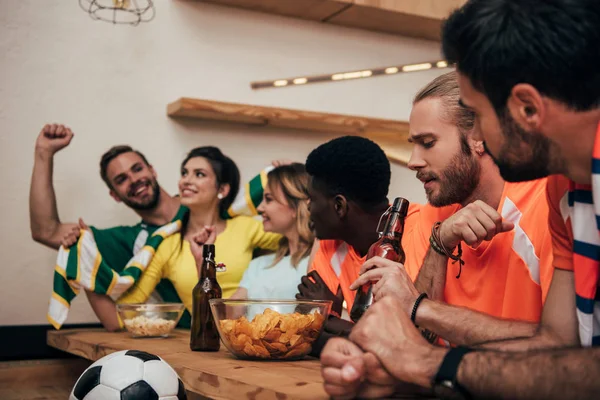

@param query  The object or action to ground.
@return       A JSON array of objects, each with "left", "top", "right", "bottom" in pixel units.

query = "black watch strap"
[{"left": 433, "top": 346, "right": 473, "bottom": 399}]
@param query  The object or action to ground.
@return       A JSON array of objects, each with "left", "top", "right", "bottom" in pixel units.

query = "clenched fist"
[
  {"left": 35, "top": 123, "right": 74, "bottom": 156},
  {"left": 439, "top": 200, "right": 514, "bottom": 249},
  {"left": 189, "top": 225, "right": 217, "bottom": 268}
]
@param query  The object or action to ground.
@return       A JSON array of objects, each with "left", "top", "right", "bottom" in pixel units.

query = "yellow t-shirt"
[{"left": 118, "top": 216, "right": 280, "bottom": 311}]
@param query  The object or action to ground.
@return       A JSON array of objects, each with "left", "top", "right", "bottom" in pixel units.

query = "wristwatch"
[{"left": 431, "top": 346, "right": 473, "bottom": 400}]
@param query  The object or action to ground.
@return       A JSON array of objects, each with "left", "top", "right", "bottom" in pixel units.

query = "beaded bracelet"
[
  {"left": 411, "top": 293, "right": 428, "bottom": 325},
  {"left": 430, "top": 221, "right": 465, "bottom": 278}
]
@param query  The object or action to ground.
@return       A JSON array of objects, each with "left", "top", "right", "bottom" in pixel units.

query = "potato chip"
[
  {"left": 278, "top": 330, "right": 294, "bottom": 344},
  {"left": 243, "top": 342, "right": 258, "bottom": 357},
  {"left": 263, "top": 308, "right": 278, "bottom": 317},
  {"left": 284, "top": 342, "right": 311, "bottom": 359},
  {"left": 279, "top": 315, "right": 299, "bottom": 333},
  {"left": 289, "top": 334, "right": 302, "bottom": 347},
  {"left": 266, "top": 341, "right": 288, "bottom": 353},
  {"left": 234, "top": 317, "right": 253, "bottom": 337},
  {"left": 230, "top": 333, "right": 251, "bottom": 352},
  {"left": 252, "top": 343, "right": 271, "bottom": 358},
  {"left": 220, "top": 319, "right": 235, "bottom": 335},
  {"left": 263, "top": 327, "right": 281, "bottom": 342}
]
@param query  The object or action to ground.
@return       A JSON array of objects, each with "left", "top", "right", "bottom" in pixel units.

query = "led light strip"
[{"left": 251, "top": 60, "right": 450, "bottom": 89}]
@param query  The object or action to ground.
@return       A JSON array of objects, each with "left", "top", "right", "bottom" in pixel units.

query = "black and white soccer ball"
[{"left": 70, "top": 350, "right": 187, "bottom": 400}]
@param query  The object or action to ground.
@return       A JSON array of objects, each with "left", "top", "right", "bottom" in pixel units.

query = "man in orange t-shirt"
[{"left": 295, "top": 136, "right": 397, "bottom": 331}]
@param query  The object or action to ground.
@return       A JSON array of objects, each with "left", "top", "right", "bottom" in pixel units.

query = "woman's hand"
[{"left": 190, "top": 225, "right": 217, "bottom": 266}]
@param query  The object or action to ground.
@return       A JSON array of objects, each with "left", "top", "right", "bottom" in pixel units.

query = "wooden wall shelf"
[
  {"left": 192, "top": 0, "right": 466, "bottom": 41},
  {"left": 167, "top": 98, "right": 413, "bottom": 165}
]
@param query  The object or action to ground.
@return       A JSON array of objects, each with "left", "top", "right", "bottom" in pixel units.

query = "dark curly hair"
[{"left": 305, "top": 136, "right": 390, "bottom": 209}]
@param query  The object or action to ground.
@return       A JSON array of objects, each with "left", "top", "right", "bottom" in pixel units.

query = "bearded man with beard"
[
  {"left": 350, "top": 71, "right": 556, "bottom": 344},
  {"left": 321, "top": 72, "right": 558, "bottom": 399}
]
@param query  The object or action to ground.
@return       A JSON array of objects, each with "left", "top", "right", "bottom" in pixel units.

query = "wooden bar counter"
[{"left": 47, "top": 328, "right": 328, "bottom": 400}]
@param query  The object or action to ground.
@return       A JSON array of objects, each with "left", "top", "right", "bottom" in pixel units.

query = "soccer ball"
[{"left": 70, "top": 350, "right": 187, "bottom": 400}]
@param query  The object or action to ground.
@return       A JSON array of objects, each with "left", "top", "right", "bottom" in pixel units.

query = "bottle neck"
[
  {"left": 382, "top": 211, "right": 402, "bottom": 239},
  {"left": 200, "top": 253, "right": 217, "bottom": 280}
]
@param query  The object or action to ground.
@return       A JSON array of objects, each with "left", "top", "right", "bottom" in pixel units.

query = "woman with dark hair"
[{"left": 88, "top": 146, "right": 280, "bottom": 329}]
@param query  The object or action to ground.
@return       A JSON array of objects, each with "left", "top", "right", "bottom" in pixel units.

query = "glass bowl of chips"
[
  {"left": 117, "top": 303, "right": 185, "bottom": 338},
  {"left": 209, "top": 299, "right": 332, "bottom": 360}
]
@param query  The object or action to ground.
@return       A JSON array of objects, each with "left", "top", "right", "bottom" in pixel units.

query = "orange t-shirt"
[
  {"left": 404, "top": 179, "right": 555, "bottom": 323},
  {"left": 309, "top": 203, "right": 423, "bottom": 312}
]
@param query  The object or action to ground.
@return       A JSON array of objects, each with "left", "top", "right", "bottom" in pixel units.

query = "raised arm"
[{"left": 29, "top": 124, "right": 78, "bottom": 249}]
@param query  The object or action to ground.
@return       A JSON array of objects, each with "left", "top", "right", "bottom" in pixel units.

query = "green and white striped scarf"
[{"left": 48, "top": 219, "right": 183, "bottom": 329}]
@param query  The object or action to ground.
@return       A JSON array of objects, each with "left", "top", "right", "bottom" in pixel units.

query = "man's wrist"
[
  {"left": 438, "top": 224, "right": 458, "bottom": 250},
  {"left": 415, "top": 346, "right": 448, "bottom": 389},
  {"left": 35, "top": 148, "right": 55, "bottom": 162},
  {"left": 413, "top": 297, "right": 433, "bottom": 327}
]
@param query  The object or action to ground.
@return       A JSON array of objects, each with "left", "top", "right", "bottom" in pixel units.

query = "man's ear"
[
  {"left": 109, "top": 190, "right": 122, "bottom": 203},
  {"left": 507, "top": 83, "right": 545, "bottom": 131},
  {"left": 333, "top": 195, "right": 349, "bottom": 219},
  {"left": 472, "top": 140, "right": 485, "bottom": 156}
]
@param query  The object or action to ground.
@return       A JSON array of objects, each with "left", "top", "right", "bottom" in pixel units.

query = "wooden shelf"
[
  {"left": 193, "top": 0, "right": 467, "bottom": 41},
  {"left": 167, "top": 98, "right": 413, "bottom": 165}
]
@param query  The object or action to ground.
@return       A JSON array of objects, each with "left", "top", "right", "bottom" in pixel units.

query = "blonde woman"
[{"left": 231, "top": 163, "right": 314, "bottom": 302}]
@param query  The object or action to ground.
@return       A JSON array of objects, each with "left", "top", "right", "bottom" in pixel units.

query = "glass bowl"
[
  {"left": 117, "top": 303, "right": 185, "bottom": 338},
  {"left": 209, "top": 299, "right": 332, "bottom": 360}
]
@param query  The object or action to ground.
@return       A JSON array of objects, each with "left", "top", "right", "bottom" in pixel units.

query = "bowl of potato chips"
[{"left": 209, "top": 299, "right": 331, "bottom": 360}]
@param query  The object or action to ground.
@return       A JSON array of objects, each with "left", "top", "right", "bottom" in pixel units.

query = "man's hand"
[
  {"left": 349, "top": 296, "right": 445, "bottom": 388},
  {"left": 321, "top": 338, "right": 365, "bottom": 399},
  {"left": 35, "top": 124, "right": 74, "bottom": 156},
  {"left": 349, "top": 256, "right": 420, "bottom": 316},
  {"left": 321, "top": 338, "right": 397, "bottom": 399},
  {"left": 60, "top": 218, "right": 89, "bottom": 248},
  {"left": 439, "top": 200, "right": 514, "bottom": 249},
  {"left": 296, "top": 270, "right": 344, "bottom": 315}
]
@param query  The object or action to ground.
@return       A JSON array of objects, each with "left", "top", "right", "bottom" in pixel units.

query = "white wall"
[{"left": 0, "top": 0, "right": 444, "bottom": 325}]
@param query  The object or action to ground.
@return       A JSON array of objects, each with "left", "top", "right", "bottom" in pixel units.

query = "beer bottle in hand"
[
  {"left": 190, "top": 244, "right": 222, "bottom": 351},
  {"left": 350, "top": 197, "right": 409, "bottom": 322}
]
